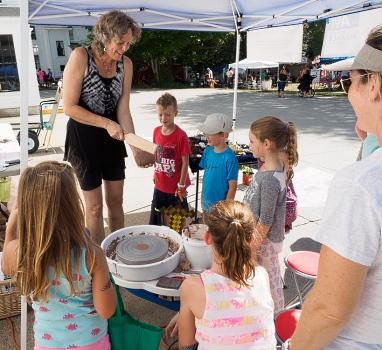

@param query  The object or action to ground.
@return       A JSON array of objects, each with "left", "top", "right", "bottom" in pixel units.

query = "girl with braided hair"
[{"left": 243, "top": 116, "right": 298, "bottom": 314}]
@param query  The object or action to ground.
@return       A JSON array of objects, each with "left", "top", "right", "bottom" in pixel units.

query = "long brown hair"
[
  {"left": 206, "top": 200, "right": 260, "bottom": 288},
  {"left": 15, "top": 161, "right": 97, "bottom": 303}
]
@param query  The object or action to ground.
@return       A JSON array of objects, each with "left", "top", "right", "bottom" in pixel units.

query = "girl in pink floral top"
[
  {"left": 179, "top": 200, "right": 276, "bottom": 349},
  {"left": 1, "top": 161, "right": 116, "bottom": 349}
]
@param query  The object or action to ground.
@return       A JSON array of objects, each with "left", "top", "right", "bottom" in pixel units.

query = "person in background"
[
  {"left": 286, "top": 24, "right": 382, "bottom": 350},
  {"left": 1, "top": 161, "right": 116, "bottom": 349},
  {"left": 179, "top": 200, "right": 276, "bottom": 350},
  {"left": 206, "top": 68, "right": 214, "bottom": 88},
  {"left": 226, "top": 67, "right": 233, "bottom": 88},
  {"left": 149, "top": 92, "right": 191, "bottom": 228},
  {"left": 243, "top": 116, "right": 298, "bottom": 314},
  {"left": 63, "top": 10, "right": 141, "bottom": 245},
  {"left": 46, "top": 68, "right": 54, "bottom": 87},
  {"left": 298, "top": 65, "right": 313, "bottom": 98},
  {"left": 277, "top": 65, "right": 289, "bottom": 98},
  {"left": 37, "top": 68, "right": 45, "bottom": 87},
  {"left": 198, "top": 113, "right": 239, "bottom": 222}
]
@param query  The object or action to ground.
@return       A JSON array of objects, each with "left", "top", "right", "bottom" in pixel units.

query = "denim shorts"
[{"left": 184, "top": 343, "right": 199, "bottom": 350}]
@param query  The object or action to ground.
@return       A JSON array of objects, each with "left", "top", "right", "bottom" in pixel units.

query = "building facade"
[{"left": 0, "top": 0, "right": 87, "bottom": 113}]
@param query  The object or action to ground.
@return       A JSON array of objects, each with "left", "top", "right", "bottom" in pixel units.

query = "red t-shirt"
[{"left": 153, "top": 125, "right": 191, "bottom": 194}]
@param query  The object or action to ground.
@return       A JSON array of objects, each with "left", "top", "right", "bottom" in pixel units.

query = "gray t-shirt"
[
  {"left": 243, "top": 170, "right": 286, "bottom": 243},
  {"left": 314, "top": 148, "right": 382, "bottom": 349}
]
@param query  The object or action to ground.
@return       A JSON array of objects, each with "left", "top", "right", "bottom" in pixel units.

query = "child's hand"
[
  {"left": 139, "top": 163, "right": 153, "bottom": 168},
  {"left": 165, "top": 312, "right": 179, "bottom": 338},
  {"left": 175, "top": 188, "right": 187, "bottom": 201}
]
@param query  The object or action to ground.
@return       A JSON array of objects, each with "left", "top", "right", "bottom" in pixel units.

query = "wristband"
[
  {"left": 177, "top": 183, "right": 186, "bottom": 188},
  {"left": 281, "top": 339, "right": 290, "bottom": 350}
]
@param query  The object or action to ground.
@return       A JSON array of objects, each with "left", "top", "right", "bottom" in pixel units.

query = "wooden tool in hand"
[{"left": 124, "top": 133, "right": 157, "bottom": 167}]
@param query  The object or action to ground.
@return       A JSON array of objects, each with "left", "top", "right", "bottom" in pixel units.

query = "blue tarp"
[{"left": 0, "top": 65, "right": 18, "bottom": 76}]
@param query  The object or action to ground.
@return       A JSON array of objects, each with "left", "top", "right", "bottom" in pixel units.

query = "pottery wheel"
[{"left": 116, "top": 235, "right": 169, "bottom": 265}]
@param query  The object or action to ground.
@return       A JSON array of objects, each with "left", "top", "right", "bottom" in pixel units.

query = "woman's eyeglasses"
[{"left": 340, "top": 72, "right": 372, "bottom": 94}]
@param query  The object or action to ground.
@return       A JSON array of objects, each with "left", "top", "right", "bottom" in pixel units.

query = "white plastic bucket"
[{"left": 181, "top": 235, "right": 212, "bottom": 270}]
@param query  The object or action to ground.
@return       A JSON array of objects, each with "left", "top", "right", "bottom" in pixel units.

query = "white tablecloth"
[{"left": 0, "top": 123, "right": 20, "bottom": 166}]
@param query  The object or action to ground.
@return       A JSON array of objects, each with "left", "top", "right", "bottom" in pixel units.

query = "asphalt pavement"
[{"left": 0, "top": 87, "right": 361, "bottom": 349}]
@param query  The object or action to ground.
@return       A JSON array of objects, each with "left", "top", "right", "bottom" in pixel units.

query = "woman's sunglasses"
[{"left": 340, "top": 72, "right": 371, "bottom": 94}]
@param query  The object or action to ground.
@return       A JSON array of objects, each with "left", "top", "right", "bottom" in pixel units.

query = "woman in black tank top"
[{"left": 62, "top": 11, "right": 141, "bottom": 245}]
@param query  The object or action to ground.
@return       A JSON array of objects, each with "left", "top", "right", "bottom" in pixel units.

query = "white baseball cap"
[{"left": 199, "top": 113, "right": 233, "bottom": 134}]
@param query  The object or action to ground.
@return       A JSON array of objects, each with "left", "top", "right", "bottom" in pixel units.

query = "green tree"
[
  {"left": 128, "top": 29, "right": 244, "bottom": 82},
  {"left": 302, "top": 20, "right": 326, "bottom": 61},
  {"left": 77, "top": 27, "right": 246, "bottom": 83}
]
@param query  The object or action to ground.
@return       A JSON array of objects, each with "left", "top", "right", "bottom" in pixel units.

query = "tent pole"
[
  {"left": 20, "top": 0, "right": 29, "bottom": 169},
  {"left": 20, "top": 1, "right": 29, "bottom": 350},
  {"left": 232, "top": 24, "right": 241, "bottom": 142}
]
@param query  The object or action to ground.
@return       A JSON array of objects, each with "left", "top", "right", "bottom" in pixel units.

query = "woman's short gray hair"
[{"left": 92, "top": 10, "right": 141, "bottom": 56}]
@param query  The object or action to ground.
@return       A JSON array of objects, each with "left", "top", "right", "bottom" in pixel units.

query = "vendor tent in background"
[
  {"left": 229, "top": 59, "right": 279, "bottom": 70},
  {"left": 229, "top": 59, "right": 279, "bottom": 88},
  {"left": 247, "top": 25, "right": 303, "bottom": 63},
  {"left": 16, "top": 3, "right": 382, "bottom": 348},
  {"left": 321, "top": 7, "right": 382, "bottom": 59}
]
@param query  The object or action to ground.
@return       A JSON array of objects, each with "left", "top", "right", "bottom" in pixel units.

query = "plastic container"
[{"left": 181, "top": 235, "right": 212, "bottom": 270}]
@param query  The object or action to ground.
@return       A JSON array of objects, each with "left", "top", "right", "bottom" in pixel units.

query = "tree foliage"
[
  {"left": 302, "top": 20, "right": 326, "bottom": 60},
  {"left": 127, "top": 29, "right": 246, "bottom": 82},
  {"left": 77, "top": 27, "right": 246, "bottom": 82}
]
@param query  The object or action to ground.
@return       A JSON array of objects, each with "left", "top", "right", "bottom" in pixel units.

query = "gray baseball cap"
[{"left": 324, "top": 44, "right": 382, "bottom": 72}]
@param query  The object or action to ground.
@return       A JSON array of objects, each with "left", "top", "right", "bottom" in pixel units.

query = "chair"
[
  {"left": 275, "top": 309, "right": 301, "bottom": 344},
  {"left": 284, "top": 251, "right": 320, "bottom": 307}
]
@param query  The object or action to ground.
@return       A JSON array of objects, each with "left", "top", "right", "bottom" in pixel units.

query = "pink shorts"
[{"left": 35, "top": 333, "right": 110, "bottom": 350}]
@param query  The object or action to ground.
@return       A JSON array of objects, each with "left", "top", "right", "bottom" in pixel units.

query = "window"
[
  {"left": 34, "top": 55, "right": 41, "bottom": 70},
  {"left": 60, "top": 65, "right": 65, "bottom": 72},
  {"left": 0, "top": 35, "right": 20, "bottom": 92},
  {"left": 30, "top": 26, "right": 36, "bottom": 40},
  {"left": 56, "top": 41, "right": 65, "bottom": 56},
  {"left": 69, "top": 28, "right": 74, "bottom": 42}
]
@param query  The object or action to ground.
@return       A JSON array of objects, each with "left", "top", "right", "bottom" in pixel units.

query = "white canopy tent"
[
  {"left": 20, "top": 1, "right": 382, "bottom": 166},
  {"left": 229, "top": 59, "right": 279, "bottom": 89},
  {"left": 16, "top": 2, "right": 382, "bottom": 348},
  {"left": 229, "top": 59, "right": 279, "bottom": 69}
]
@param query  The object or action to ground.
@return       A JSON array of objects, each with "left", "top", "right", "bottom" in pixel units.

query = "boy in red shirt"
[{"left": 149, "top": 92, "right": 191, "bottom": 227}]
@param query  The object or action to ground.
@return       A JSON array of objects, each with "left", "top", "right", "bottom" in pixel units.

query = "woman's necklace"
[{"left": 100, "top": 55, "right": 113, "bottom": 76}]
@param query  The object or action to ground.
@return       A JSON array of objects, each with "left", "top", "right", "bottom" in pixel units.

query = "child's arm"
[
  {"left": 1, "top": 208, "right": 18, "bottom": 276},
  {"left": 226, "top": 179, "right": 237, "bottom": 200},
  {"left": 251, "top": 222, "right": 271, "bottom": 259},
  {"left": 176, "top": 154, "right": 190, "bottom": 201},
  {"left": 255, "top": 222, "right": 271, "bottom": 240},
  {"left": 90, "top": 245, "right": 117, "bottom": 319},
  {"left": 179, "top": 278, "right": 198, "bottom": 347},
  {"left": 179, "top": 155, "right": 189, "bottom": 186}
]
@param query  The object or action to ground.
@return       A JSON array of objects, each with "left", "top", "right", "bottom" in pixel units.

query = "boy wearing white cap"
[{"left": 199, "top": 113, "right": 239, "bottom": 219}]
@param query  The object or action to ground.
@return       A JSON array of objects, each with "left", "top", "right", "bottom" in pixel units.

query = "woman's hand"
[{"left": 105, "top": 120, "right": 125, "bottom": 141}]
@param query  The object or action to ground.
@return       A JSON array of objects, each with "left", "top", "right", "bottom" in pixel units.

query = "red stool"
[
  {"left": 275, "top": 309, "right": 301, "bottom": 344},
  {"left": 284, "top": 251, "right": 320, "bottom": 307}
]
